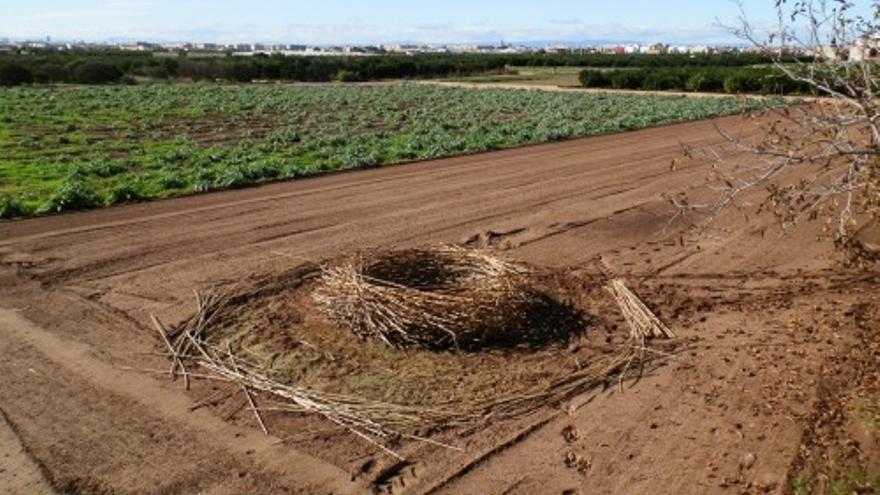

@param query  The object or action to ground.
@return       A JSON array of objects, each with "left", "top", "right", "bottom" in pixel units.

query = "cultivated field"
[
  {"left": 1, "top": 107, "right": 877, "bottom": 495},
  {"left": 0, "top": 84, "right": 780, "bottom": 217},
  {"left": 443, "top": 66, "right": 588, "bottom": 86}
]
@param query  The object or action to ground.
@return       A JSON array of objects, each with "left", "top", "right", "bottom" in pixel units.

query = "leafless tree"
[{"left": 669, "top": 0, "right": 879, "bottom": 264}]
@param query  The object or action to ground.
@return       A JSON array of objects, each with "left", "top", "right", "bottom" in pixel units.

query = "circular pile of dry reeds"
[
  {"left": 147, "top": 256, "right": 677, "bottom": 459},
  {"left": 311, "top": 246, "right": 539, "bottom": 350}
]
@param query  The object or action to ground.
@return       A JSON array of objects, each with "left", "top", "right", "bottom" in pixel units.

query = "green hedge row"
[{"left": 578, "top": 67, "right": 815, "bottom": 95}]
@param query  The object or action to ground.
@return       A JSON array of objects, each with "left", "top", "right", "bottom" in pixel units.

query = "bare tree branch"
[{"left": 674, "top": 0, "right": 880, "bottom": 264}]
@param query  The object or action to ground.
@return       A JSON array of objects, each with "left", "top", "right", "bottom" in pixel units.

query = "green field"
[
  {"left": 443, "top": 66, "right": 589, "bottom": 86},
  {"left": 0, "top": 83, "right": 781, "bottom": 218}
]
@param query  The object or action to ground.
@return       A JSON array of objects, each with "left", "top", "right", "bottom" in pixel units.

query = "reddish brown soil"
[{"left": 0, "top": 113, "right": 877, "bottom": 495}]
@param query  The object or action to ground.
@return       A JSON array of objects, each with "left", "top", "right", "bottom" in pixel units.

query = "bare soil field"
[{"left": 0, "top": 113, "right": 877, "bottom": 495}]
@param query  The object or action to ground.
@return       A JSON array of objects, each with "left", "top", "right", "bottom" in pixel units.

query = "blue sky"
[{"left": 0, "top": 1, "right": 875, "bottom": 44}]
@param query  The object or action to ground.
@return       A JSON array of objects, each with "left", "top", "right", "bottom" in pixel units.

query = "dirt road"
[{"left": 0, "top": 114, "right": 875, "bottom": 494}]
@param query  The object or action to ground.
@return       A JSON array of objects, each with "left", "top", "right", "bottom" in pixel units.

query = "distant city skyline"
[{"left": 1, "top": 1, "right": 876, "bottom": 46}]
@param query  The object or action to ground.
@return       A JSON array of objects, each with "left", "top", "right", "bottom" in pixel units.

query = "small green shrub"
[
  {"left": 758, "top": 73, "right": 812, "bottom": 95},
  {"left": 106, "top": 180, "right": 144, "bottom": 204},
  {"left": 0, "top": 196, "right": 28, "bottom": 219},
  {"left": 610, "top": 70, "right": 646, "bottom": 89},
  {"left": 213, "top": 165, "right": 250, "bottom": 188},
  {"left": 43, "top": 179, "right": 101, "bottom": 212},
  {"left": 642, "top": 70, "right": 686, "bottom": 91},
  {"left": 158, "top": 171, "right": 189, "bottom": 189},
  {"left": 337, "top": 70, "right": 364, "bottom": 82},
  {"left": 686, "top": 71, "right": 725, "bottom": 92},
  {"left": 74, "top": 62, "right": 123, "bottom": 84},
  {"left": 723, "top": 72, "right": 762, "bottom": 93},
  {"left": 65, "top": 165, "right": 89, "bottom": 181},
  {"left": 90, "top": 160, "right": 127, "bottom": 178},
  {"left": 193, "top": 169, "right": 216, "bottom": 192},
  {"left": 579, "top": 70, "right": 611, "bottom": 88}
]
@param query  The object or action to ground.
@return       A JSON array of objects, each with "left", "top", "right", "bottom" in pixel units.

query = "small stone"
[
  {"left": 754, "top": 472, "right": 778, "bottom": 492},
  {"left": 740, "top": 452, "right": 756, "bottom": 470}
]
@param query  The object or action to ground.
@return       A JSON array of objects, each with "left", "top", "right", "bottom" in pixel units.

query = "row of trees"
[
  {"left": 0, "top": 51, "right": 172, "bottom": 86},
  {"left": 579, "top": 67, "right": 814, "bottom": 95},
  {"left": 0, "top": 50, "right": 809, "bottom": 86},
  {"left": 0, "top": 60, "right": 127, "bottom": 85}
]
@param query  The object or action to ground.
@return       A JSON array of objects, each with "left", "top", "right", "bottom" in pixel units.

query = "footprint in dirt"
[{"left": 371, "top": 460, "right": 420, "bottom": 494}]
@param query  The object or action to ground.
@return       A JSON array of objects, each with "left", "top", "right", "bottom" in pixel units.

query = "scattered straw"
[{"left": 143, "top": 249, "right": 679, "bottom": 459}]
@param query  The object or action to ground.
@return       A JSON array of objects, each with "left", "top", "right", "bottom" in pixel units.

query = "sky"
[{"left": 0, "top": 1, "right": 876, "bottom": 45}]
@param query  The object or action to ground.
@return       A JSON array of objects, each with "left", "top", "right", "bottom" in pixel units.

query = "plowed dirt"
[{"left": 1, "top": 112, "right": 876, "bottom": 495}]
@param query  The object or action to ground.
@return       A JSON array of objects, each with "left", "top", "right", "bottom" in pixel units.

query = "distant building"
[
  {"left": 813, "top": 44, "right": 847, "bottom": 61},
  {"left": 3, "top": 37, "right": 792, "bottom": 58},
  {"left": 849, "top": 35, "right": 880, "bottom": 62},
  {"left": 120, "top": 41, "right": 156, "bottom": 51},
  {"left": 546, "top": 45, "right": 571, "bottom": 54},
  {"left": 641, "top": 43, "right": 668, "bottom": 55}
]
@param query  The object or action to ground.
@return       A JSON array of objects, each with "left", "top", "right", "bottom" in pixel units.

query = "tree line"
[
  {"left": 0, "top": 50, "right": 810, "bottom": 86},
  {"left": 578, "top": 67, "right": 815, "bottom": 95}
]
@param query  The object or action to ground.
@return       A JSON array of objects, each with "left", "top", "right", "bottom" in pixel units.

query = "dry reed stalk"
[
  {"left": 146, "top": 251, "right": 678, "bottom": 459},
  {"left": 602, "top": 277, "right": 677, "bottom": 392},
  {"left": 154, "top": 285, "right": 468, "bottom": 459},
  {"left": 604, "top": 278, "right": 675, "bottom": 340},
  {"left": 312, "top": 246, "right": 532, "bottom": 349}
]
